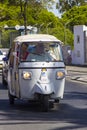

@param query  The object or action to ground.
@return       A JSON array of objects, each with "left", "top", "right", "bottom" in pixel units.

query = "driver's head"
[{"left": 36, "top": 43, "right": 44, "bottom": 54}]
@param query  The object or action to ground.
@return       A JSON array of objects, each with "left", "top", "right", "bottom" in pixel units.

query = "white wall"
[{"left": 72, "top": 25, "right": 87, "bottom": 65}]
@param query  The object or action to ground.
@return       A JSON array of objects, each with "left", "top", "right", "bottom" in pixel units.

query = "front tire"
[{"left": 41, "top": 95, "right": 49, "bottom": 112}]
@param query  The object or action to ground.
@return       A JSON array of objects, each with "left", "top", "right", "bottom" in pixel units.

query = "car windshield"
[{"left": 20, "top": 42, "right": 63, "bottom": 62}]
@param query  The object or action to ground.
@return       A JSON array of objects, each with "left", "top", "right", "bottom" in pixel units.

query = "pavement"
[{"left": 66, "top": 65, "right": 87, "bottom": 83}]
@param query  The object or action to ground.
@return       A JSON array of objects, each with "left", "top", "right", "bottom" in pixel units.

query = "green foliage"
[
  {"left": 0, "top": 1, "right": 73, "bottom": 48},
  {"left": 57, "top": 0, "right": 86, "bottom": 13},
  {"left": 1, "top": 30, "right": 10, "bottom": 48},
  {"left": 62, "top": 5, "right": 87, "bottom": 27},
  {"left": 0, "top": 4, "right": 20, "bottom": 26},
  {"left": 47, "top": 25, "right": 74, "bottom": 47}
]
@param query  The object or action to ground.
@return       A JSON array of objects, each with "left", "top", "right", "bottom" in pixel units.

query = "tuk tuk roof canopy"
[{"left": 14, "top": 34, "right": 62, "bottom": 44}]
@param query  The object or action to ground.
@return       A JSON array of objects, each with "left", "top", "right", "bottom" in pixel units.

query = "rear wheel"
[
  {"left": 2, "top": 75, "right": 7, "bottom": 85},
  {"left": 8, "top": 91, "right": 15, "bottom": 105}
]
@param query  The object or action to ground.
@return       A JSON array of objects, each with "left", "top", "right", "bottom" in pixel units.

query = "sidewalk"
[
  {"left": 66, "top": 65, "right": 87, "bottom": 83},
  {"left": 66, "top": 65, "right": 87, "bottom": 72}
]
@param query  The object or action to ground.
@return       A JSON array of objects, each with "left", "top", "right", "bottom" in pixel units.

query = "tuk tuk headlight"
[
  {"left": 56, "top": 71, "right": 65, "bottom": 79},
  {"left": 23, "top": 71, "right": 32, "bottom": 79}
]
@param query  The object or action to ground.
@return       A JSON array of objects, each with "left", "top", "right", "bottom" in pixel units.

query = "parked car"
[
  {"left": 0, "top": 50, "right": 6, "bottom": 70},
  {"left": 2, "top": 49, "right": 10, "bottom": 85}
]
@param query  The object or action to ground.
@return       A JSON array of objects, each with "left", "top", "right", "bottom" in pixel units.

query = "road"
[{"left": 0, "top": 76, "right": 87, "bottom": 130}]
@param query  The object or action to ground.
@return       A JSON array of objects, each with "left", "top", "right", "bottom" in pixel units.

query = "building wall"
[
  {"left": 72, "top": 25, "right": 87, "bottom": 65},
  {"left": 84, "top": 31, "right": 87, "bottom": 63}
]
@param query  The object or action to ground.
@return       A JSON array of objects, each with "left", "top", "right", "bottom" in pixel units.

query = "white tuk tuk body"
[{"left": 7, "top": 34, "right": 66, "bottom": 110}]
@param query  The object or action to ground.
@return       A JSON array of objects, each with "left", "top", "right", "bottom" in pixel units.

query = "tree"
[
  {"left": 0, "top": 0, "right": 73, "bottom": 48},
  {"left": 0, "top": 0, "right": 55, "bottom": 8},
  {"left": 0, "top": 0, "right": 8, "bottom": 3},
  {"left": 56, "top": 0, "right": 86, "bottom": 13},
  {"left": 62, "top": 5, "right": 87, "bottom": 26}
]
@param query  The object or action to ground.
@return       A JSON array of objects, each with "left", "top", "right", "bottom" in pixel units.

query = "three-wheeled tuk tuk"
[{"left": 7, "top": 34, "right": 66, "bottom": 111}]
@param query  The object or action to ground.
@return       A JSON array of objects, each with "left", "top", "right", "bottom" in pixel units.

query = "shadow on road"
[
  {"left": 0, "top": 79, "right": 87, "bottom": 130},
  {"left": 0, "top": 98, "right": 87, "bottom": 130},
  {"left": 0, "top": 78, "right": 8, "bottom": 90}
]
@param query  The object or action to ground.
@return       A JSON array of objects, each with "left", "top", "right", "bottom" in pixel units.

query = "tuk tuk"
[{"left": 7, "top": 34, "right": 66, "bottom": 111}]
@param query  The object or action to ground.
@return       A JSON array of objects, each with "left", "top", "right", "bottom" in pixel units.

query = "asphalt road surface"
[{"left": 0, "top": 76, "right": 87, "bottom": 130}]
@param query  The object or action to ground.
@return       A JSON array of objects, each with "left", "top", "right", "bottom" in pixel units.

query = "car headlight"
[
  {"left": 23, "top": 71, "right": 32, "bottom": 79},
  {"left": 56, "top": 71, "right": 65, "bottom": 79}
]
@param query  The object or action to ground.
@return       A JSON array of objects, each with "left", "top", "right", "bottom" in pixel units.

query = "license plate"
[{"left": 41, "top": 76, "right": 47, "bottom": 81}]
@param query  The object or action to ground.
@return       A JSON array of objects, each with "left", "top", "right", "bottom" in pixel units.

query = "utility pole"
[
  {"left": 20, "top": 0, "right": 28, "bottom": 35},
  {"left": 24, "top": 0, "right": 27, "bottom": 35}
]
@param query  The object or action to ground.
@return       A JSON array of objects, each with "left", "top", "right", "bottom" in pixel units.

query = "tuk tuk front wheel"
[
  {"left": 41, "top": 95, "right": 49, "bottom": 112},
  {"left": 8, "top": 91, "right": 15, "bottom": 105}
]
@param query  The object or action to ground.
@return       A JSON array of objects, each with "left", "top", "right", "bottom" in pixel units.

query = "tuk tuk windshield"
[{"left": 20, "top": 42, "right": 63, "bottom": 62}]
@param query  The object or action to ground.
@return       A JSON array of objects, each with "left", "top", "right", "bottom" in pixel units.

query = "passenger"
[
  {"left": 35, "top": 43, "right": 44, "bottom": 55},
  {"left": 21, "top": 43, "right": 29, "bottom": 60},
  {"left": 26, "top": 44, "right": 44, "bottom": 61}
]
